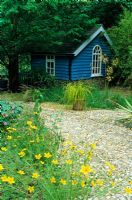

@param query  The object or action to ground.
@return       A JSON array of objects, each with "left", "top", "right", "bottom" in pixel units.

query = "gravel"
[{"left": 41, "top": 104, "right": 132, "bottom": 199}]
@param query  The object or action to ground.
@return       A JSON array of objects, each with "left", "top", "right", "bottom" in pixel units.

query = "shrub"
[
  {"left": 0, "top": 101, "right": 22, "bottom": 130},
  {"left": 20, "top": 70, "right": 56, "bottom": 88}
]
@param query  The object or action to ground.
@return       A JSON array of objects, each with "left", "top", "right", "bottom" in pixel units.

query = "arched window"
[{"left": 92, "top": 45, "right": 102, "bottom": 76}]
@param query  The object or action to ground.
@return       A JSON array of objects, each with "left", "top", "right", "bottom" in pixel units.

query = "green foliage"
[
  {"left": 0, "top": 102, "right": 125, "bottom": 199},
  {"left": 0, "top": 65, "right": 8, "bottom": 79},
  {"left": 23, "top": 88, "right": 44, "bottom": 102},
  {"left": 89, "top": 0, "right": 132, "bottom": 28},
  {"left": 0, "top": 101, "right": 22, "bottom": 130},
  {"left": 109, "top": 10, "right": 132, "bottom": 85},
  {"left": 118, "top": 99, "right": 132, "bottom": 115},
  {"left": 117, "top": 99, "right": 132, "bottom": 128},
  {"left": 20, "top": 71, "right": 56, "bottom": 87}
]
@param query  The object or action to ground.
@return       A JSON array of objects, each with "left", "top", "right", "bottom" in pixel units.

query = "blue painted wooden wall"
[
  {"left": 31, "top": 35, "right": 111, "bottom": 81},
  {"left": 31, "top": 55, "right": 46, "bottom": 71},
  {"left": 31, "top": 56, "right": 69, "bottom": 80},
  {"left": 55, "top": 56, "right": 69, "bottom": 80},
  {"left": 71, "top": 35, "right": 111, "bottom": 80}
]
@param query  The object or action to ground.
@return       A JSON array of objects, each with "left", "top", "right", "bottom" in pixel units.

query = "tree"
[
  {"left": 0, "top": 0, "right": 39, "bottom": 92},
  {"left": 0, "top": 0, "right": 95, "bottom": 92},
  {"left": 109, "top": 10, "right": 132, "bottom": 85},
  {"left": 89, "top": 0, "right": 132, "bottom": 28}
]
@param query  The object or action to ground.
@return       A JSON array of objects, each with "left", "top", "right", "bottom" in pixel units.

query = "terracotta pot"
[{"left": 73, "top": 99, "right": 85, "bottom": 111}]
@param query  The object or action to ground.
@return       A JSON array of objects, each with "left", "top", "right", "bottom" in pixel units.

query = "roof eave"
[{"left": 73, "top": 25, "right": 113, "bottom": 56}]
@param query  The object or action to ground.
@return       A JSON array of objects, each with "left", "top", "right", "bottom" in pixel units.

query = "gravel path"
[{"left": 41, "top": 103, "right": 132, "bottom": 199}]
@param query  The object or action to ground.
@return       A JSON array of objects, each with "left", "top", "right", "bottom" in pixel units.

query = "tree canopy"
[{"left": 0, "top": 0, "right": 132, "bottom": 91}]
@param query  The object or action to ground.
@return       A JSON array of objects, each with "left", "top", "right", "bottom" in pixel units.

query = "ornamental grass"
[{"left": 0, "top": 103, "right": 131, "bottom": 199}]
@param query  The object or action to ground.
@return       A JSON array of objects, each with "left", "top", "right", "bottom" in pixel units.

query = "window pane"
[
  {"left": 47, "top": 62, "right": 50, "bottom": 68},
  {"left": 51, "top": 62, "right": 54, "bottom": 68},
  {"left": 51, "top": 69, "right": 54, "bottom": 75}
]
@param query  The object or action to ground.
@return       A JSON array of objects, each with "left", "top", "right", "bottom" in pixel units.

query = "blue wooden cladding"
[
  {"left": 31, "top": 25, "right": 112, "bottom": 81},
  {"left": 71, "top": 36, "right": 111, "bottom": 80}
]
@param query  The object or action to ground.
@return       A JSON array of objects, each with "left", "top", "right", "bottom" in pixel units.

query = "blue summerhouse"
[{"left": 31, "top": 25, "right": 112, "bottom": 81}]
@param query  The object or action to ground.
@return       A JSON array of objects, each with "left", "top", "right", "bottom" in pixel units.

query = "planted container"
[{"left": 64, "top": 82, "right": 91, "bottom": 111}]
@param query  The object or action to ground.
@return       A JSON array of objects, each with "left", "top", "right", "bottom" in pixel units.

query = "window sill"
[{"left": 91, "top": 74, "right": 103, "bottom": 77}]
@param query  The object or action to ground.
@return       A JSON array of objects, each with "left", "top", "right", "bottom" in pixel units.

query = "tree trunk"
[{"left": 8, "top": 55, "right": 19, "bottom": 92}]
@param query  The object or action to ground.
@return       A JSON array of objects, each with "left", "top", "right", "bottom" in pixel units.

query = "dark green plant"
[{"left": 0, "top": 101, "right": 22, "bottom": 130}]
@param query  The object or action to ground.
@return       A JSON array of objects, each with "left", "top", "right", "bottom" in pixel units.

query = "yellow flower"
[
  {"left": 18, "top": 151, "right": 25, "bottom": 158},
  {"left": 30, "top": 125, "right": 37, "bottom": 130},
  {"left": 40, "top": 161, "right": 44, "bottom": 164},
  {"left": 35, "top": 154, "right": 42, "bottom": 160},
  {"left": 1, "top": 175, "right": 8, "bottom": 182},
  {"left": 80, "top": 165, "right": 93, "bottom": 175},
  {"left": 32, "top": 172, "right": 39, "bottom": 179},
  {"left": 63, "top": 140, "right": 72, "bottom": 146},
  {"left": 7, "top": 135, "right": 12, "bottom": 140},
  {"left": 28, "top": 186, "right": 34, "bottom": 193},
  {"left": 129, "top": 180, "right": 132, "bottom": 185},
  {"left": 65, "top": 159, "right": 73, "bottom": 165},
  {"left": 50, "top": 177, "right": 56, "bottom": 184},
  {"left": 7, "top": 127, "right": 16, "bottom": 133},
  {"left": 70, "top": 144, "right": 76, "bottom": 150},
  {"left": 22, "top": 148, "right": 27, "bottom": 151},
  {"left": 107, "top": 170, "right": 113, "bottom": 176},
  {"left": 0, "top": 164, "right": 4, "bottom": 171},
  {"left": 72, "top": 180, "right": 78, "bottom": 185},
  {"left": 90, "top": 143, "right": 96, "bottom": 149},
  {"left": 124, "top": 187, "right": 132, "bottom": 194},
  {"left": 110, "top": 181, "right": 116, "bottom": 187},
  {"left": 61, "top": 149, "right": 67, "bottom": 155},
  {"left": 17, "top": 170, "right": 25, "bottom": 175},
  {"left": 91, "top": 180, "right": 96, "bottom": 187},
  {"left": 33, "top": 112, "right": 38, "bottom": 115},
  {"left": 52, "top": 159, "right": 59, "bottom": 165},
  {"left": 96, "top": 179, "right": 104, "bottom": 186},
  {"left": 77, "top": 149, "right": 85, "bottom": 155},
  {"left": 7, "top": 177, "right": 15, "bottom": 184},
  {"left": 1, "top": 147, "right": 7, "bottom": 151},
  {"left": 60, "top": 179, "right": 67, "bottom": 185},
  {"left": 44, "top": 152, "right": 52, "bottom": 158},
  {"left": 27, "top": 121, "right": 32, "bottom": 126},
  {"left": 87, "top": 151, "right": 93, "bottom": 160},
  {"left": 105, "top": 162, "right": 116, "bottom": 171},
  {"left": 81, "top": 181, "right": 86, "bottom": 188}
]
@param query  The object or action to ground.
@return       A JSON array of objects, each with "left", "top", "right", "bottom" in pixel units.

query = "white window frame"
[
  {"left": 46, "top": 55, "right": 55, "bottom": 76},
  {"left": 91, "top": 45, "right": 102, "bottom": 77}
]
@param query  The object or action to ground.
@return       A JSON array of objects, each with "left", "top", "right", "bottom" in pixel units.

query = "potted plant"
[{"left": 64, "top": 82, "right": 91, "bottom": 111}]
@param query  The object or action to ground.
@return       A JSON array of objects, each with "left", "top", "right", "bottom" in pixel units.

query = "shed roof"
[{"left": 32, "top": 24, "right": 112, "bottom": 56}]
